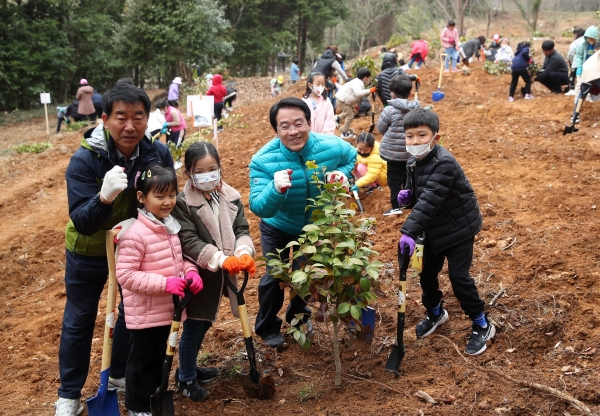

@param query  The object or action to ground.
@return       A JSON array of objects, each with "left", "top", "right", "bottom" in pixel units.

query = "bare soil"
[{"left": 1, "top": 12, "right": 599, "bottom": 416}]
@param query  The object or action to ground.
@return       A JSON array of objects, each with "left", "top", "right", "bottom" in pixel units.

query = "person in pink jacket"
[
  {"left": 116, "top": 165, "right": 203, "bottom": 416},
  {"left": 441, "top": 20, "right": 460, "bottom": 72},
  {"left": 301, "top": 72, "right": 336, "bottom": 135},
  {"left": 156, "top": 98, "right": 187, "bottom": 149}
]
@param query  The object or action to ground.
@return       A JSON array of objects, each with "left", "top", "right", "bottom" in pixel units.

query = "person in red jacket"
[
  {"left": 408, "top": 40, "right": 429, "bottom": 70},
  {"left": 206, "top": 74, "right": 227, "bottom": 132}
]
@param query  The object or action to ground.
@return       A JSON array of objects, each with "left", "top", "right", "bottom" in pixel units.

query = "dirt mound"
[{"left": 1, "top": 52, "right": 599, "bottom": 415}]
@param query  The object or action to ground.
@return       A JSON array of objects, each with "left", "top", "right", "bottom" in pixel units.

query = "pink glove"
[
  {"left": 186, "top": 271, "right": 204, "bottom": 294},
  {"left": 397, "top": 189, "right": 412, "bottom": 205},
  {"left": 165, "top": 278, "right": 187, "bottom": 297}
]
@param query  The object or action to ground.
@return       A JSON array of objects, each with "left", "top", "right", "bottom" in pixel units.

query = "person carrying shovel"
[
  {"left": 397, "top": 109, "right": 495, "bottom": 356},
  {"left": 116, "top": 166, "right": 203, "bottom": 416},
  {"left": 171, "top": 142, "right": 257, "bottom": 402}
]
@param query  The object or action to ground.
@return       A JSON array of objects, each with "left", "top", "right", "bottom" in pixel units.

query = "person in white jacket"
[
  {"left": 336, "top": 68, "right": 376, "bottom": 141},
  {"left": 494, "top": 38, "right": 514, "bottom": 64},
  {"left": 566, "top": 28, "right": 586, "bottom": 96}
]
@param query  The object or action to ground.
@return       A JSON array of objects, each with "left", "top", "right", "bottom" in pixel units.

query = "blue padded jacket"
[{"left": 249, "top": 132, "right": 357, "bottom": 235}]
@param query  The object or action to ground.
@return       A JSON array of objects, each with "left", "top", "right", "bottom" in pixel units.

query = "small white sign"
[{"left": 40, "top": 93, "right": 51, "bottom": 104}]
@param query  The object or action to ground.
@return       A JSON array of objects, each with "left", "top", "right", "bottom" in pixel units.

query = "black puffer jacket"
[
  {"left": 376, "top": 53, "right": 406, "bottom": 105},
  {"left": 401, "top": 145, "right": 482, "bottom": 255},
  {"left": 313, "top": 49, "right": 336, "bottom": 78}
]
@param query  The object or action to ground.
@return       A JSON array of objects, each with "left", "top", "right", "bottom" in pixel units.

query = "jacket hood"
[
  {"left": 212, "top": 74, "right": 223, "bottom": 85},
  {"left": 584, "top": 26, "right": 599, "bottom": 41},
  {"left": 381, "top": 53, "right": 398, "bottom": 70},
  {"left": 321, "top": 49, "right": 335, "bottom": 59},
  {"left": 515, "top": 44, "right": 529, "bottom": 55},
  {"left": 388, "top": 98, "right": 416, "bottom": 111}
]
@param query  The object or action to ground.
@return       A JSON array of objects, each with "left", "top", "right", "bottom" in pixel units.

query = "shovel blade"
[
  {"left": 150, "top": 390, "right": 175, "bottom": 416},
  {"left": 432, "top": 91, "right": 445, "bottom": 102},
  {"left": 87, "top": 370, "right": 120, "bottom": 416},
  {"left": 385, "top": 344, "right": 406, "bottom": 372}
]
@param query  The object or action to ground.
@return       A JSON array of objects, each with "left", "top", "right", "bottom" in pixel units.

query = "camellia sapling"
[{"left": 263, "top": 161, "right": 383, "bottom": 386}]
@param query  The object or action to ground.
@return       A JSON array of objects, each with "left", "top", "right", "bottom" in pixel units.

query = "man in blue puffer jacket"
[{"left": 249, "top": 97, "right": 356, "bottom": 348}]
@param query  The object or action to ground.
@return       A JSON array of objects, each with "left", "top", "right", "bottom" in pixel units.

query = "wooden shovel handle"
[{"left": 101, "top": 230, "right": 119, "bottom": 372}]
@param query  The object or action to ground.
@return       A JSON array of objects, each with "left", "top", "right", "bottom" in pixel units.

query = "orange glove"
[
  {"left": 222, "top": 256, "right": 241, "bottom": 275},
  {"left": 369, "top": 86, "right": 377, "bottom": 93},
  {"left": 239, "top": 254, "right": 256, "bottom": 277},
  {"left": 331, "top": 77, "right": 337, "bottom": 84}
]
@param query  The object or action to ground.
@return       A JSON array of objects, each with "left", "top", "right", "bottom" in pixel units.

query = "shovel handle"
[
  {"left": 438, "top": 53, "right": 447, "bottom": 90},
  {"left": 101, "top": 230, "right": 119, "bottom": 373}
]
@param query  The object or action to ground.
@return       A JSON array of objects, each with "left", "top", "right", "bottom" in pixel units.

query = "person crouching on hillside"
[
  {"left": 336, "top": 68, "right": 377, "bottom": 141},
  {"left": 351, "top": 132, "right": 387, "bottom": 196},
  {"left": 459, "top": 36, "right": 486, "bottom": 67},
  {"left": 398, "top": 108, "right": 495, "bottom": 356}
]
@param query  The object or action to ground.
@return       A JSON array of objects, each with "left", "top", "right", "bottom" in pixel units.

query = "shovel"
[
  {"left": 432, "top": 53, "right": 447, "bottom": 102},
  {"left": 87, "top": 230, "right": 121, "bottom": 416},
  {"left": 564, "top": 82, "right": 592, "bottom": 135},
  {"left": 385, "top": 244, "right": 411, "bottom": 373},
  {"left": 150, "top": 283, "right": 193, "bottom": 416},
  {"left": 368, "top": 111, "right": 375, "bottom": 133},
  {"left": 225, "top": 271, "right": 275, "bottom": 400}
]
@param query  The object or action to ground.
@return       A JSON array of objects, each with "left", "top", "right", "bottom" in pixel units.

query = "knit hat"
[
  {"left": 80, "top": 79, "right": 88, "bottom": 85},
  {"left": 172, "top": 77, "right": 182, "bottom": 84}
]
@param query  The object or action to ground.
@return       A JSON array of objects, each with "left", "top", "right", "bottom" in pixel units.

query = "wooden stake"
[
  {"left": 213, "top": 118, "right": 218, "bottom": 151},
  {"left": 43, "top": 92, "right": 50, "bottom": 135}
]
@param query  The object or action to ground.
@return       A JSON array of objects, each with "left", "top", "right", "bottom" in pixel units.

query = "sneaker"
[
  {"left": 443, "top": 69, "right": 450, "bottom": 73},
  {"left": 177, "top": 378, "right": 210, "bottom": 402},
  {"left": 54, "top": 398, "right": 83, "bottom": 416},
  {"left": 464, "top": 319, "right": 496, "bottom": 355},
  {"left": 108, "top": 376, "right": 125, "bottom": 392},
  {"left": 383, "top": 208, "right": 403, "bottom": 216},
  {"left": 565, "top": 89, "right": 576, "bottom": 96},
  {"left": 416, "top": 308, "right": 449, "bottom": 338},
  {"left": 508, "top": 96, "right": 514, "bottom": 102},
  {"left": 341, "top": 131, "right": 354, "bottom": 139},
  {"left": 128, "top": 412, "right": 151, "bottom": 416},
  {"left": 451, "top": 68, "right": 460, "bottom": 73},
  {"left": 175, "top": 367, "right": 219, "bottom": 384},
  {"left": 261, "top": 332, "right": 285, "bottom": 348},
  {"left": 524, "top": 94, "right": 534, "bottom": 100}
]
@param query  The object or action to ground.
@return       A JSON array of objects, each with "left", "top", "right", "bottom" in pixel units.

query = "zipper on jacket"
[{"left": 298, "top": 155, "right": 310, "bottom": 225}]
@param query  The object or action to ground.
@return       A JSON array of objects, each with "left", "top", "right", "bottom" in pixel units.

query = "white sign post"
[{"left": 40, "top": 93, "right": 51, "bottom": 134}]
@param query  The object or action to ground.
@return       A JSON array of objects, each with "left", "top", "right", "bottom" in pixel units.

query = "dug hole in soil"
[{"left": 1, "top": 35, "right": 600, "bottom": 416}]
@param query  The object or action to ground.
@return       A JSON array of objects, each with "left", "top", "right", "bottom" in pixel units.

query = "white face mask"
[
  {"left": 192, "top": 170, "right": 220, "bottom": 191},
  {"left": 406, "top": 136, "right": 436, "bottom": 159},
  {"left": 312, "top": 86, "right": 325, "bottom": 96}
]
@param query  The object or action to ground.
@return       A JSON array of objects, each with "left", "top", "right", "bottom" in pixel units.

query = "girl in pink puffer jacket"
[{"left": 116, "top": 166, "right": 203, "bottom": 415}]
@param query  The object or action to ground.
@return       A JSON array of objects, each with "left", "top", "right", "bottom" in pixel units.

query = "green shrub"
[
  {"left": 263, "top": 161, "right": 383, "bottom": 386},
  {"left": 13, "top": 142, "right": 52, "bottom": 154},
  {"left": 351, "top": 56, "right": 378, "bottom": 85},
  {"left": 67, "top": 121, "right": 89, "bottom": 131},
  {"left": 482, "top": 61, "right": 512, "bottom": 76},
  {"left": 386, "top": 34, "right": 408, "bottom": 48}
]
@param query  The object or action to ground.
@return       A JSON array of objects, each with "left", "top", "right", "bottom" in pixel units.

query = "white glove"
[
  {"left": 274, "top": 169, "right": 292, "bottom": 194},
  {"left": 325, "top": 170, "right": 349, "bottom": 186},
  {"left": 100, "top": 166, "right": 128, "bottom": 202}
]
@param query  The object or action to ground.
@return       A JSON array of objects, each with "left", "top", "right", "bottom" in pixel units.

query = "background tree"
[{"left": 511, "top": 0, "right": 543, "bottom": 34}]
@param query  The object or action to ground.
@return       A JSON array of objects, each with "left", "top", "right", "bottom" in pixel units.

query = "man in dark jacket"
[
  {"left": 55, "top": 83, "right": 174, "bottom": 416},
  {"left": 312, "top": 48, "right": 348, "bottom": 81},
  {"left": 396, "top": 109, "right": 494, "bottom": 357},
  {"left": 534, "top": 40, "right": 569, "bottom": 94},
  {"left": 376, "top": 53, "right": 408, "bottom": 106}
]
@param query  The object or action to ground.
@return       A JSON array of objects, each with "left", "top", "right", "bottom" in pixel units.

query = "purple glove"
[
  {"left": 399, "top": 235, "right": 416, "bottom": 256},
  {"left": 186, "top": 271, "right": 204, "bottom": 294},
  {"left": 165, "top": 277, "right": 187, "bottom": 297},
  {"left": 397, "top": 189, "right": 412, "bottom": 205}
]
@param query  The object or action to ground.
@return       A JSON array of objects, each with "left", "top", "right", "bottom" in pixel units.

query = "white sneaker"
[
  {"left": 128, "top": 411, "right": 152, "bottom": 416},
  {"left": 54, "top": 398, "right": 83, "bottom": 416},
  {"left": 108, "top": 376, "right": 126, "bottom": 392},
  {"left": 565, "top": 89, "right": 576, "bottom": 96}
]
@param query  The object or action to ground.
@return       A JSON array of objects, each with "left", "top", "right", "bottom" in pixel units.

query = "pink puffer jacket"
[{"left": 116, "top": 213, "right": 197, "bottom": 329}]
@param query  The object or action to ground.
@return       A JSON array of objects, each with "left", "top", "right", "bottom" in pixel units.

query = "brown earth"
[{"left": 1, "top": 13, "right": 600, "bottom": 416}]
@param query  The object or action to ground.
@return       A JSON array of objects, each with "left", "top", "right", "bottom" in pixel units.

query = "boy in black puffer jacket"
[
  {"left": 397, "top": 109, "right": 495, "bottom": 356},
  {"left": 376, "top": 53, "right": 407, "bottom": 106}
]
